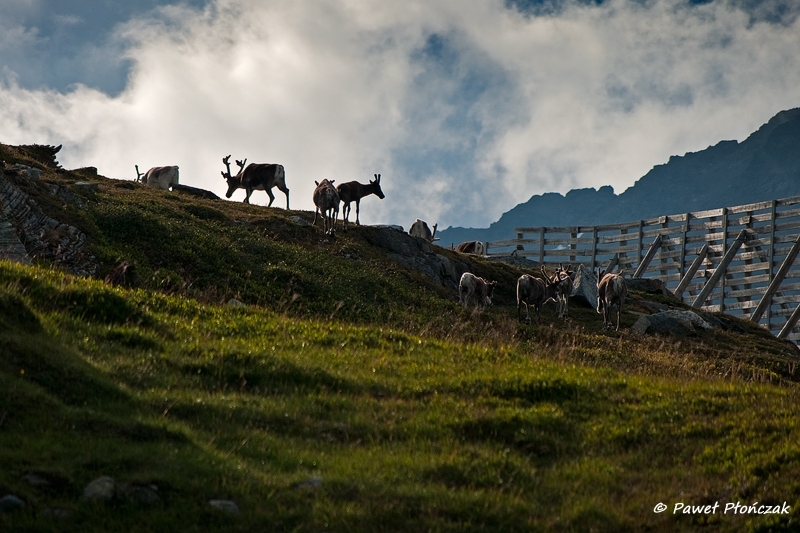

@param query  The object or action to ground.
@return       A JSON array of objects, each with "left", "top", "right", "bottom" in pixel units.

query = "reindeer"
[
  {"left": 596, "top": 269, "right": 627, "bottom": 331},
  {"left": 409, "top": 219, "right": 439, "bottom": 242},
  {"left": 136, "top": 165, "right": 179, "bottom": 190},
  {"left": 456, "top": 241, "right": 487, "bottom": 255},
  {"left": 313, "top": 179, "right": 340, "bottom": 236},
  {"left": 516, "top": 266, "right": 561, "bottom": 324},
  {"left": 554, "top": 263, "right": 575, "bottom": 319},
  {"left": 459, "top": 272, "right": 496, "bottom": 309},
  {"left": 221, "top": 155, "right": 289, "bottom": 208},
  {"left": 336, "top": 174, "right": 385, "bottom": 230}
]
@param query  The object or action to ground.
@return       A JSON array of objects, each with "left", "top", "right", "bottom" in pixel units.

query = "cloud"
[{"left": 0, "top": 0, "right": 799, "bottom": 230}]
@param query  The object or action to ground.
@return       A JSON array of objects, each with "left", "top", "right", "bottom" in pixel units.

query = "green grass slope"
[{"left": 1, "top": 145, "right": 800, "bottom": 531}]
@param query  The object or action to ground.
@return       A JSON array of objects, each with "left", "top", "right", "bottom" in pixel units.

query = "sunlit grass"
[{"left": 2, "top": 261, "right": 800, "bottom": 531}]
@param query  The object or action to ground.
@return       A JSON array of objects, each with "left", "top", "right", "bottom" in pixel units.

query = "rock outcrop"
[{"left": 0, "top": 170, "right": 97, "bottom": 276}]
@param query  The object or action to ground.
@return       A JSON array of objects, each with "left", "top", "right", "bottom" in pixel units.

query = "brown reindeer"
[
  {"left": 313, "top": 179, "right": 340, "bottom": 236},
  {"left": 516, "top": 267, "right": 561, "bottom": 324},
  {"left": 336, "top": 174, "right": 385, "bottom": 230},
  {"left": 554, "top": 263, "right": 574, "bottom": 319},
  {"left": 221, "top": 155, "right": 289, "bottom": 208},
  {"left": 596, "top": 269, "right": 627, "bottom": 331}
]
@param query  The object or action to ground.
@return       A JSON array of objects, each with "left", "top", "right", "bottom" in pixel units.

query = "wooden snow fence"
[{"left": 486, "top": 195, "right": 800, "bottom": 342}]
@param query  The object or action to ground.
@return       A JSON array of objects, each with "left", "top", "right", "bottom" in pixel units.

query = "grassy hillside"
[{"left": 2, "top": 145, "right": 800, "bottom": 531}]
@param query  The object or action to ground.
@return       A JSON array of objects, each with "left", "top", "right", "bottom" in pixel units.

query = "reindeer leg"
[
  {"left": 266, "top": 189, "right": 276, "bottom": 208},
  {"left": 355, "top": 199, "right": 361, "bottom": 225}
]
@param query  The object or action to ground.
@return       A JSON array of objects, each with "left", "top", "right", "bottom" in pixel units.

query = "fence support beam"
[
  {"left": 674, "top": 243, "right": 709, "bottom": 298},
  {"left": 592, "top": 254, "right": 619, "bottom": 274},
  {"left": 750, "top": 233, "right": 800, "bottom": 323},
  {"left": 692, "top": 229, "right": 750, "bottom": 308},
  {"left": 778, "top": 304, "right": 800, "bottom": 340},
  {"left": 633, "top": 234, "right": 662, "bottom": 278}
]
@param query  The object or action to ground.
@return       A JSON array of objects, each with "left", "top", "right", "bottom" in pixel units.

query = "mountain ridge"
[{"left": 439, "top": 107, "right": 800, "bottom": 247}]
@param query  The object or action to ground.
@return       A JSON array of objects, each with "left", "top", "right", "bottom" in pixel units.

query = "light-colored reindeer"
[{"left": 596, "top": 269, "right": 627, "bottom": 331}]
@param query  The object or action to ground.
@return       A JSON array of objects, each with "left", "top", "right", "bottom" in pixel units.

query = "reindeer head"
[
  {"left": 222, "top": 155, "right": 240, "bottom": 198},
  {"left": 371, "top": 173, "right": 386, "bottom": 199}
]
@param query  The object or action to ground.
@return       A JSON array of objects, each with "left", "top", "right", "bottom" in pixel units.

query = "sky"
[{"left": 1, "top": 0, "right": 799, "bottom": 230}]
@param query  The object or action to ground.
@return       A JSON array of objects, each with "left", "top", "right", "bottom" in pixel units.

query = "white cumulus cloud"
[{"left": 0, "top": 0, "right": 798, "bottom": 229}]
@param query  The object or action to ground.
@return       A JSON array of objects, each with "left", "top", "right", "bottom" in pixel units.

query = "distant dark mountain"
[{"left": 438, "top": 107, "right": 800, "bottom": 247}]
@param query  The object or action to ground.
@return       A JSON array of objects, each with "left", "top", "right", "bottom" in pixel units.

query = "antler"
[
  {"left": 222, "top": 155, "right": 232, "bottom": 179},
  {"left": 235, "top": 158, "right": 247, "bottom": 173},
  {"left": 135, "top": 164, "right": 142, "bottom": 183}
]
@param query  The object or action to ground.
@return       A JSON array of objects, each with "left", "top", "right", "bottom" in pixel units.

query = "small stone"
[
  {"left": 23, "top": 473, "right": 49, "bottom": 488},
  {"left": 227, "top": 298, "right": 245, "bottom": 308},
  {"left": 289, "top": 215, "right": 310, "bottom": 227},
  {"left": 81, "top": 476, "right": 116, "bottom": 502},
  {"left": 296, "top": 476, "right": 323, "bottom": 491},
  {"left": 209, "top": 499, "right": 239, "bottom": 514},
  {"left": 0, "top": 494, "right": 26, "bottom": 513},
  {"left": 117, "top": 483, "right": 160, "bottom": 506}
]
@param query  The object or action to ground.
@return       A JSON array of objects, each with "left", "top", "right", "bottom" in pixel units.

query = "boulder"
[
  {"left": 366, "top": 226, "right": 468, "bottom": 290},
  {"left": 570, "top": 264, "right": 598, "bottom": 308},
  {"left": 631, "top": 309, "right": 713, "bottom": 336}
]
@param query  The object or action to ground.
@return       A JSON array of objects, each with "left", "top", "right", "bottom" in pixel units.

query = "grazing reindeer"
[
  {"left": 459, "top": 272, "right": 496, "bottom": 309},
  {"left": 136, "top": 165, "right": 179, "bottom": 190},
  {"left": 336, "top": 174, "right": 385, "bottom": 230},
  {"left": 554, "top": 263, "right": 574, "bottom": 319},
  {"left": 596, "top": 269, "right": 627, "bottom": 331},
  {"left": 456, "top": 241, "right": 487, "bottom": 255},
  {"left": 313, "top": 179, "right": 340, "bottom": 236},
  {"left": 221, "top": 155, "right": 289, "bottom": 208},
  {"left": 516, "top": 267, "right": 561, "bottom": 324},
  {"left": 409, "top": 219, "right": 439, "bottom": 242}
]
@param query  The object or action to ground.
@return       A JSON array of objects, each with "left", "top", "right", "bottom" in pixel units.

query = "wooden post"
[
  {"left": 619, "top": 227, "right": 628, "bottom": 272},
  {"left": 516, "top": 230, "right": 524, "bottom": 251},
  {"left": 692, "top": 228, "right": 749, "bottom": 309},
  {"left": 750, "top": 233, "right": 800, "bottom": 323},
  {"left": 591, "top": 227, "right": 598, "bottom": 272},
  {"left": 633, "top": 234, "right": 662, "bottom": 278},
  {"left": 637, "top": 220, "right": 644, "bottom": 264},
  {"left": 539, "top": 227, "right": 545, "bottom": 264},
  {"left": 720, "top": 207, "right": 728, "bottom": 312},
  {"left": 570, "top": 228, "right": 577, "bottom": 263},
  {"left": 680, "top": 213, "right": 689, "bottom": 278},
  {"left": 767, "top": 200, "right": 777, "bottom": 328},
  {"left": 674, "top": 243, "right": 709, "bottom": 298}
]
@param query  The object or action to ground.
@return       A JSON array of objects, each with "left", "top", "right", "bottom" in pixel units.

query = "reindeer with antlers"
[
  {"left": 335, "top": 174, "right": 385, "bottom": 230},
  {"left": 221, "top": 155, "right": 289, "bottom": 208}
]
